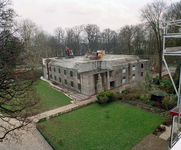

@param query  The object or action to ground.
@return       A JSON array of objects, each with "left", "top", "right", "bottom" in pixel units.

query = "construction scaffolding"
[{"left": 162, "top": 19, "right": 181, "bottom": 150}]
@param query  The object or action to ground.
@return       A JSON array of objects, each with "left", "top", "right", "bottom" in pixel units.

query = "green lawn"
[
  {"left": 37, "top": 102, "right": 165, "bottom": 150},
  {"left": 35, "top": 80, "right": 72, "bottom": 113}
]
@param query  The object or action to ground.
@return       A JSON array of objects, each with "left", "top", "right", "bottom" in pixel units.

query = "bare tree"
[
  {"left": 140, "top": 0, "right": 167, "bottom": 80},
  {"left": 101, "top": 28, "right": 116, "bottom": 53},
  {"left": 132, "top": 24, "right": 146, "bottom": 56},
  {"left": 54, "top": 27, "right": 65, "bottom": 57},
  {"left": 84, "top": 24, "right": 100, "bottom": 50},
  {"left": 0, "top": 0, "right": 41, "bottom": 140},
  {"left": 65, "top": 27, "right": 75, "bottom": 50},
  {"left": 17, "top": 19, "right": 47, "bottom": 67},
  {"left": 72, "top": 25, "right": 84, "bottom": 55},
  {"left": 48, "top": 35, "right": 59, "bottom": 57},
  {"left": 118, "top": 25, "right": 134, "bottom": 54},
  {"left": 165, "top": 1, "right": 181, "bottom": 20}
]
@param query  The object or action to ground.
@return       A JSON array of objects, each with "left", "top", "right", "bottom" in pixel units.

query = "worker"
[
  {"left": 96, "top": 52, "right": 99, "bottom": 59},
  {"left": 66, "top": 46, "right": 69, "bottom": 56}
]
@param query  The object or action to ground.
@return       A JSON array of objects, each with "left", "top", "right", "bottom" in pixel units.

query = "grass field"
[
  {"left": 35, "top": 80, "right": 71, "bottom": 113},
  {"left": 37, "top": 102, "right": 165, "bottom": 150}
]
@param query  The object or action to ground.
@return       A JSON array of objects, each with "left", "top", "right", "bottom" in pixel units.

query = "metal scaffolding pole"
[{"left": 162, "top": 18, "right": 181, "bottom": 149}]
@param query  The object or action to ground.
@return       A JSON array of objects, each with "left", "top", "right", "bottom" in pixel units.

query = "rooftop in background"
[
  {"left": 47, "top": 54, "right": 144, "bottom": 62},
  {"left": 44, "top": 54, "right": 148, "bottom": 73}
]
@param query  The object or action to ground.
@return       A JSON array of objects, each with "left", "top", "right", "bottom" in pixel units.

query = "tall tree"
[
  {"left": 72, "top": 25, "right": 84, "bottom": 55},
  {"left": 17, "top": 19, "right": 48, "bottom": 66},
  {"left": 140, "top": 0, "right": 167, "bottom": 80},
  {"left": 0, "top": 0, "right": 40, "bottom": 140},
  {"left": 118, "top": 25, "right": 134, "bottom": 54},
  {"left": 102, "top": 28, "right": 116, "bottom": 53},
  {"left": 54, "top": 27, "right": 65, "bottom": 57},
  {"left": 84, "top": 24, "right": 100, "bottom": 51}
]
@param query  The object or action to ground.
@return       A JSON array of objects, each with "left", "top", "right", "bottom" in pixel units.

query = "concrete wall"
[
  {"left": 42, "top": 65, "right": 47, "bottom": 79},
  {"left": 107, "top": 60, "right": 150, "bottom": 89},
  {"left": 48, "top": 65, "right": 82, "bottom": 93},
  {"left": 137, "top": 60, "right": 150, "bottom": 80},
  {"left": 81, "top": 74, "right": 95, "bottom": 95}
]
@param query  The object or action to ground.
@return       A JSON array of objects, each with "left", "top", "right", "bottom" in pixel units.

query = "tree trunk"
[
  {"left": 158, "top": 50, "right": 162, "bottom": 81},
  {"left": 47, "top": 63, "right": 50, "bottom": 80}
]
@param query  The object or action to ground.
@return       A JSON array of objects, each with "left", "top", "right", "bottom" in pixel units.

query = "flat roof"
[
  {"left": 49, "top": 54, "right": 140, "bottom": 63},
  {"left": 47, "top": 54, "right": 148, "bottom": 72}
]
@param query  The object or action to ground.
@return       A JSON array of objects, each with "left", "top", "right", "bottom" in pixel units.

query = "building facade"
[{"left": 42, "top": 55, "right": 150, "bottom": 96}]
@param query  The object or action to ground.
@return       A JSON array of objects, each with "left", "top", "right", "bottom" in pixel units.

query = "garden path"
[{"left": 131, "top": 134, "right": 169, "bottom": 150}]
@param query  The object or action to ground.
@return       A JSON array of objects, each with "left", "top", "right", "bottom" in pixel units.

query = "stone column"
[
  {"left": 96, "top": 73, "right": 103, "bottom": 93},
  {"left": 103, "top": 73, "right": 106, "bottom": 91},
  {"left": 107, "top": 71, "right": 110, "bottom": 90}
]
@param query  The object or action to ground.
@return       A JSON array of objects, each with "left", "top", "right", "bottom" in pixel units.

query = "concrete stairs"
[
  {"left": 68, "top": 92, "right": 90, "bottom": 102},
  {"left": 75, "top": 95, "right": 97, "bottom": 105}
]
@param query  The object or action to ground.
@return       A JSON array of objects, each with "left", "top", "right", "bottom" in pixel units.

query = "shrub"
[
  {"left": 139, "top": 94, "right": 150, "bottom": 102},
  {"left": 122, "top": 90, "right": 128, "bottom": 94},
  {"left": 152, "top": 125, "right": 166, "bottom": 135},
  {"left": 96, "top": 91, "right": 114, "bottom": 104},
  {"left": 153, "top": 75, "right": 159, "bottom": 85},
  {"left": 160, "top": 80, "right": 172, "bottom": 88},
  {"left": 122, "top": 93, "right": 140, "bottom": 101},
  {"left": 162, "top": 118, "right": 172, "bottom": 125},
  {"left": 113, "top": 92, "right": 122, "bottom": 101},
  {"left": 129, "top": 81, "right": 148, "bottom": 95},
  {"left": 96, "top": 92, "right": 106, "bottom": 101},
  {"left": 162, "top": 94, "right": 177, "bottom": 110},
  {"left": 145, "top": 71, "right": 152, "bottom": 91},
  {"left": 105, "top": 91, "right": 114, "bottom": 102},
  {"left": 157, "top": 125, "right": 166, "bottom": 132},
  {"left": 97, "top": 96, "right": 109, "bottom": 105}
]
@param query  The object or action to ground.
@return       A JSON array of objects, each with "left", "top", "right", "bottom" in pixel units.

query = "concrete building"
[{"left": 42, "top": 55, "right": 150, "bottom": 96}]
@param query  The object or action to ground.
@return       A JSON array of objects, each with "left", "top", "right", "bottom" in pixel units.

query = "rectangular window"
[
  {"left": 59, "top": 68, "right": 61, "bottom": 73},
  {"left": 141, "top": 72, "right": 143, "bottom": 77},
  {"left": 122, "top": 68, "right": 126, "bottom": 73},
  {"left": 59, "top": 77, "right": 61, "bottom": 83},
  {"left": 122, "top": 77, "right": 126, "bottom": 84},
  {"left": 64, "top": 79, "right": 67, "bottom": 85},
  {"left": 70, "top": 71, "right": 73, "bottom": 77},
  {"left": 50, "top": 74, "right": 52, "bottom": 79},
  {"left": 141, "top": 64, "right": 144, "bottom": 68},
  {"left": 132, "top": 74, "right": 135, "bottom": 80},
  {"left": 71, "top": 81, "right": 74, "bottom": 87},
  {"left": 132, "top": 65, "right": 135, "bottom": 71},
  {"left": 78, "top": 83, "right": 81, "bottom": 90},
  {"left": 77, "top": 73, "right": 80, "bottom": 80},
  {"left": 54, "top": 67, "right": 56, "bottom": 72},
  {"left": 49, "top": 67, "right": 51, "bottom": 71},
  {"left": 54, "top": 76, "right": 56, "bottom": 80},
  {"left": 64, "top": 70, "right": 66, "bottom": 75}
]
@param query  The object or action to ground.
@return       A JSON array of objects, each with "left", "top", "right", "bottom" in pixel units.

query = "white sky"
[{"left": 13, "top": 0, "right": 178, "bottom": 34}]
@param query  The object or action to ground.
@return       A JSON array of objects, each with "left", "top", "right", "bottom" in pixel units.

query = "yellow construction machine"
[{"left": 85, "top": 47, "right": 104, "bottom": 60}]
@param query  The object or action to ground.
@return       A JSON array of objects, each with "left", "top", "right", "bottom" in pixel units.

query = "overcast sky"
[{"left": 13, "top": 0, "right": 177, "bottom": 34}]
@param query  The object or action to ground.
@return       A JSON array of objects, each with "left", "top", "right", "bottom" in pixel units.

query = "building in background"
[{"left": 42, "top": 54, "right": 150, "bottom": 96}]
